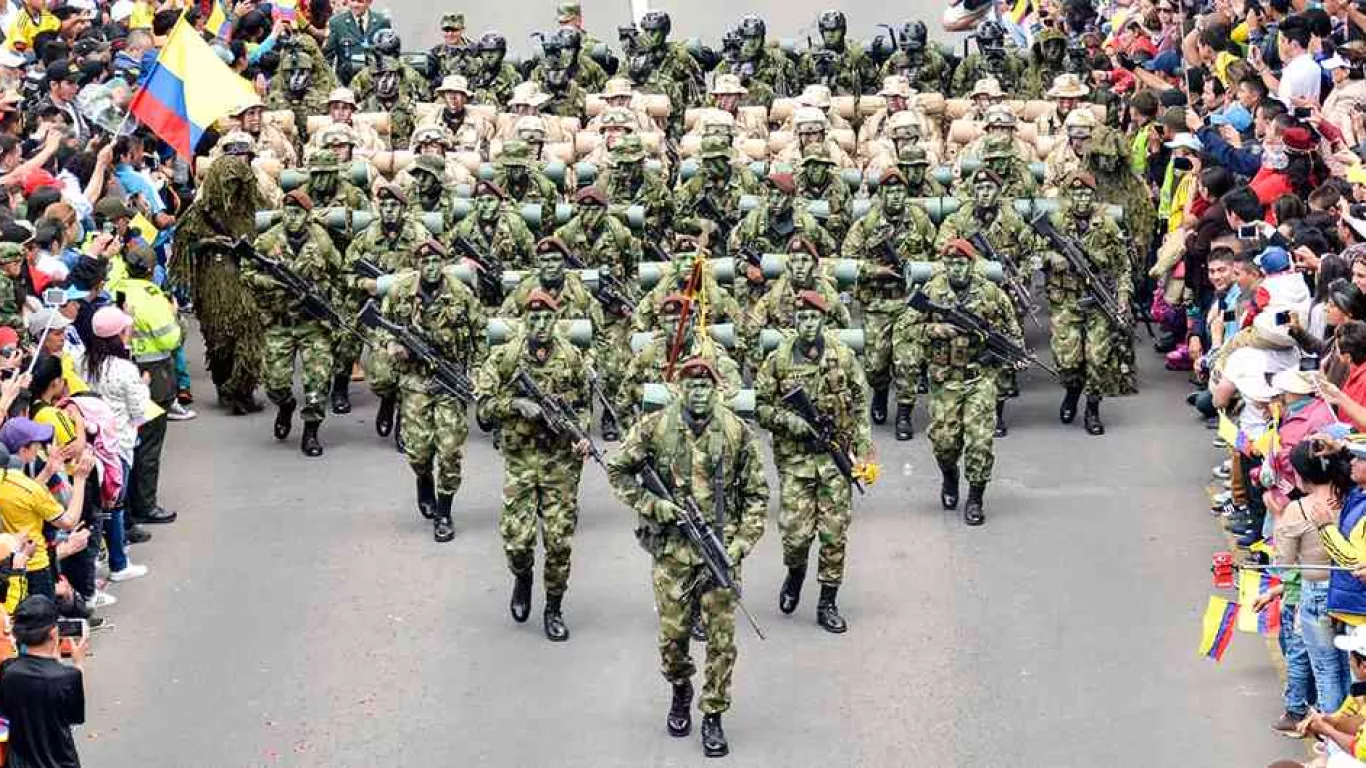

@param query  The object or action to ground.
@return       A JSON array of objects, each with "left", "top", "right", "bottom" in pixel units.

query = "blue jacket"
[
  {"left": 1329, "top": 487, "right": 1366, "bottom": 618},
  {"left": 1195, "top": 127, "right": 1263, "bottom": 179}
]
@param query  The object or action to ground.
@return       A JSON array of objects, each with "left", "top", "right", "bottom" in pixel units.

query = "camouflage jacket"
[
  {"left": 540, "top": 82, "right": 589, "bottom": 121},
  {"left": 0, "top": 276, "right": 22, "bottom": 333},
  {"left": 264, "top": 88, "right": 328, "bottom": 144},
  {"left": 499, "top": 272, "right": 605, "bottom": 332},
  {"left": 447, "top": 209, "right": 537, "bottom": 271},
  {"left": 475, "top": 333, "right": 591, "bottom": 453},
  {"left": 729, "top": 207, "right": 837, "bottom": 260},
  {"left": 362, "top": 94, "right": 416, "bottom": 148},
  {"left": 490, "top": 168, "right": 562, "bottom": 235},
  {"left": 615, "top": 332, "right": 743, "bottom": 426},
  {"left": 881, "top": 47, "right": 950, "bottom": 94},
  {"left": 553, "top": 215, "right": 640, "bottom": 283},
  {"left": 716, "top": 48, "right": 800, "bottom": 103},
  {"left": 346, "top": 217, "right": 432, "bottom": 274},
  {"left": 599, "top": 166, "right": 675, "bottom": 241},
  {"left": 748, "top": 273, "right": 850, "bottom": 330},
  {"left": 841, "top": 203, "right": 936, "bottom": 309},
  {"left": 380, "top": 268, "right": 487, "bottom": 393},
  {"left": 903, "top": 271, "right": 1022, "bottom": 380},
  {"left": 350, "top": 62, "right": 431, "bottom": 103},
  {"left": 1040, "top": 205, "right": 1132, "bottom": 310},
  {"left": 246, "top": 223, "right": 343, "bottom": 322},
  {"left": 934, "top": 202, "right": 1031, "bottom": 263},
  {"left": 634, "top": 260, "right": 747, "bottom": 338},
  {"left": 755, "top": 331, "right": 872, "bottom": 469},
  {"left": 797, "top": 41, "right": 878, "bottom": 95},
  {"left": 471, "top": 63, "right": 521, "bottom": 107},
  {"left": 951, "top": 52, "right": 1029, "bottom": 96},
  {"left": 794, "top": 174, "right": 854, "bottom": 241},
  {"left": 673, "top": 170, "right": 760, "bottom": 249}
]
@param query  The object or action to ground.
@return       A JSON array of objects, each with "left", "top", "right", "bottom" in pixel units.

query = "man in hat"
[
  {"left": 705, "top": 72, "right": 769, "bottom": 128},
  {"left": 633, "top": 244, "right": 749, "bottom": 355},
  {"left": 431, "top": 12, "right": 471, "bottom": 78},
  {"left": 750, "top": 235, "right": 850, "bottom": 331},
  {"left": 902, "top": 238, "right": 1021, "bottom": 526},
  {"left": 580, "top": 107, "right": 647, "bottom": 170},
  {"left": 244, "top": 189, "right": 340, "bottom": 457},
  {"left": 957, "top": 104, "right": 1032, "bottom": 177},
  {"left": 897, "top": 145, "right": 948, "bottom": 197},
  {"left": 794, "top": 144, "right": 854, "bottom": 241},
  {"left": 474, "top": 288, "right": 593, "bottom": 642},
  {"left": 798, "top": 10, "right": 878, "bottom": 96},
  {"left": 421, "top": 74, "right": 493, "bottom": 155},
  {"left": 952, "top": 20, "right": 1026, "bottom": 96},
  {"left": 1036, "top": 73, "right": 1092, "bottom": 138},
  {"left": 857, "top": 75, "right": 928, "bottom": 151},
  {"left": 729, "top": 170, "right": 836, "bottom": 314},
  {"left": 266, "top": 42, "right": 332, "bottom": 150},
  {"left": 591, "top": 78, "right": 657, "bottom": 134},
  {"left": 626, "top": 10, "right": 705, "bottom": 108},
  {"left": 226, "top": 94, "right": 296, "bottom": 166},
  {"left": 966, "top": 134, "right": 1037, "bottom": 199},
  {"left": 674, "top": 135, "right": 760, "bottom": 254},
  {"left": 491, "top": 138, "right": 562, "bottom": 238},
  {"left": 864, "top": 109, "right": 943, "bottom": 178},
  {"left": 880, "top": 20, "right": 949, "bottom": 94},
  {"left": 211, "top": 132, "right": 285, "bottom": 208},
  {"left": 470, "top": 31, "right": 521, "bottom": 107},
  {"left": 755, "top": 287, "right": 871, "bottom": 632},
  {"left": 310, "top": 88, "right": 385, "bottom": 154},
  {"left": 396, "top": 143, "right": 467, "bottom": 212},
  {"left": 446, "top": 179, "right": 537, "bottom": 282},
  {"left": 842, "top": 168, "right": 935, "bottom": 432},
  {"left": 963, "top": 76, "right": 1006, "bottom": 122},
  {"left": 1041, "top": 171, "right": 1135, "bottom": 435},
  {"left": 1024, "top": 26, "right": 1069, "bottom": 99},
  {"left": 607, "top": 354, "right": 769, "bottom": 758},
  {"left": 379, "top": 238, "right": 486, "bottom": 542},
  {"left": 1043, "top": 108, "right": 1100, "bottom": 191},
  {"left": 350, "top": 29, "right": 430, "bottom": 104},
  {"left": 715, "top": 14, "right": 798, "bottom": 105},
  {"left": 600, "top": 135, "right": 675, "bottom": 245},
  {"left": 776, "top": 107, "right": 856, "bottom": 168},
  {"left": 0, "top": 243, "right": 26, "bottom": 334},
  {"left": 502, "top": 80, "right": 555, "bottom": 132},
  {"left": 499, "top": 237, "right": 604, "bottom": 329}
]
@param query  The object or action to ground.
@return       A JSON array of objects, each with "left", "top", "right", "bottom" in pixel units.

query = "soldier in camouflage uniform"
[
  {"left": 1042, "top": 108, "right": 1098, "bottom": 192},
  {"left": 349, "top": 30, "right": 431, "bottom": 104},
  {"left": 902, "top": 238, "right": 1021, "bottom": 526},
  {"left": 531, "top": 27, "right": 608, "bottom": 95},
  {"left": 430, "top": 13, "right": 474, "bottom": 78},
  {"left": 755, "top": 290, "right": 871, "bottom": 632},
  {"left": 615, "top": 296, "right": 743, "bottom": 430},
  {"left": 1023, "top": 27, "right": 1069, "bottom": 100},
  {"left": 729, "top": 171, "right": 836, "bottom": 314},
  {"left": 226, "top": 95, "right": 297, "bottom": 167},
  {"left": 211, "top": 132, "right": 284, "bottom": 208},
  {"left": 715, "top": 15, "right": 799, "bottom": 106},
  {"left": 794, "top": 144, "right": 854, "bottom": 243},
  {"left": 0, "top": 245, "right": 25, "bottom": 333},
  {"left": 499, "top": 238, "right": 606, "bottom": 336},
  {"left": 359, "top": 56, "right": 418, "bottom": 149},
  {"left": 244, "top": 190, "right": 339, "bottom": 457},
  {"left": 266, "top": 43, "right": 331, "bottom": 149},
  {"left": 775, "top": 108, "right": 857, "bottom": 169},
  {"left": 626, "top": 11, "right": 705, "bottom": 108},
  {"left": 446, "top": 180, "right": 537, "bottom": 290},
  {"left": 1042, "top": 172, "right": 1134, "bottom": 436},
  {"left": 634, "top": 248, "right": 748, "bottom": 351},
  {"left": 673, "top": 136, "right": 760, "bottom": 255},
  {"left": 749, "top": 236, "right": 850, "bottom": 331},
  {"left": 1034, "top": 73, "right": 1091, "bottom": 140},
  {"left": 536, "top": 42, "right": 589, "bottom": 122},
  {"left": 599, "top": 136, "right": 675, "bottom": 248},
  {"left": 308, "top": 90, "right": 386, "bottom": 156},
  {"left": 965, "top": 137, "right": 1037, "bottom": 200},
  {"left": 951, "top": 20, "right": 1028, "bottom": 97},
  {"left": 470, "top": 32, "right": 521, "bottom": 107},
  {"left": 607, "top": 355, "right": 768, "bottom": 758},
  {"left": 397, "top": 153, "right": 460, "bottom": 216},
  {"left": 1087, "top": 127, "right": 1156, "bottom": 281},
  {"left": 379, "top": 239, "right": 486, "bottom": 543},
  {"left": 797, "top": 10, "right": 878, "bottom": 95},
  {"left": 880, "top": 21, "right": 950, "bottom": 94},
  {"left": 491, "top": 140, "right": 561, "bottom": 238},
  {"left": 898, "top": 145, "right": 948, "bottom": 198},
  {"left": 842, "top": 168, "right": 935, "bottom": 433},
  {"left": 474, "top": 289, "right": 593, "bottom": 642},
  {"left": 957, "top": 105, "right": 1035, "bottom": 179},
  {"left": 864, "top": 109, "right": 942, "bottom": 180}
]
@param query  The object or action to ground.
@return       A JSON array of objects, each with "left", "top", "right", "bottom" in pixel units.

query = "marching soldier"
[
  {"left": 673, "top": 136, "right": 760, "bottom": 255},
  {"left": 499, "top": 238, "right": 606, "bottom": 333},
  {"left": 775, "top": 108, "right": 856, "bottom": 168},
  {"left": 397, "top": 153, "right": 463, "bottom": 215},
  {"left": 379, "top": 239, "right": 486, "bottom": 543},
  {"left": 703, "top": 74, "right": 769, "bottom": 131},
  {"left": 210, "top": 133, "right": 284, "bottom": 208},
  {"left": 864, "top": 110, "right": 942, "bottom": 180},
  {"left": 957, "top": 105, "right": 1034, "bottom": 177},
  {"left": 902, "top": 238, "right": 1021, "bottom": 526},
  {"left": 598, "top": 135, "right": 675, "bottom": 247},
  {"left": 794, "top": 145, "right": 854, "bottom": 242},
  {"left": 360, "top": 56, "right": 418, "bottom": 149},
  {"left": 308, "top": 89, "right": 385, "bottom": 155},
  {"left": 629, "top": 11, "right": 706, "bottom": 107},
  {"left": 951, "top": 20, "right": 1027, "bottom": 97},
  {"left": 715, "top": 15, "right": 799, "bottom": 105},
  {"left": 491, "top": 139, "right": 561, "bottom": 238},
  {"left": 879, "top": 21, "right": 949, "bottom": 94},
  {"left": 470, "top": 32, "right": 520, "bottom": 107},
  {"left": 729, "top": 171, "right": 836, "bottom": 311},
  {"left": 1042, "top": 109, "right": 1098, "bottom": 192},
  {"left": 245, "top": 190, "right": 340, "bottom": 457},
  {"left": 633, "top": 247, "right": 748, "bottom": 345},
  {"left": 1023, "top": 27, "right": 1069, "bottom": 100},
  {"left": 536, "top": 40, "right": 589, "bottom": 122},
  {"left": 266, "top": 42, "right": 331, "bottom": 148},
  {"left": 797, "top": 10, "right": 878, "bottom": 95},
  {"left": 606, "top": 355, "right": 769, "bottom": 758},
  {"left": 1040, "top": 172, "right": 1134, "bottom": 435},
  {"left": 755, "top": 290, "right": 872, "bottom": 633},
  {"left": 749, "top": 236, "right": 850, "bottom": 330},
  {"left": 445, "top": 179, "right": 537, "bottom": 277},
  {"left": 898, "top": 146, "right": 948, "bottom": 198},
  {"left": 349, "top": 29, "right": 431, "bottom": 104},
  {"left": 1035, "top": 73, "right": 1091, "bottom": 140},
  {"left": 421, "top": 75, "right": 494, "bottom": 156},
  {"left": 474, "top": 289, "right": 593, "bottom": 642}
]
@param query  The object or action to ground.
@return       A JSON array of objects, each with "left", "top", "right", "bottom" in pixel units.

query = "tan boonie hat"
[
  {"left": 710, "top": 73, "right": 748, "bottom": 96},
  {"left": 509, "top": 81, "right": 550, "bottom": 107},
  {"left": 435, "top": 75, "right": 472, "bottom": 96},
  {"left": 970, "top": 78, "right": 1004, "bottom": 98},
  {"left": 984, "top": 104, "right": 1017, "bottom": 127},
  {"left": 798, "top": 84, "right": 833, "bottom": 110},
  {"left": 1047, "top": 73, "right": 1090, "bottom": 98},
  {"left": 326, "top": 87, "right": 358, "bottom": 106},
  {"left": 603, "top": 78, "right": 634, "bottom": 98}
]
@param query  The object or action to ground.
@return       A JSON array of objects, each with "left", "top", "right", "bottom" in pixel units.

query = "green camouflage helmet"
[
  {"left": 612, "top": 134, "right": 646, "bottom": 163},
  {"left": 897, "top": 145, "right": 931, "bottom": 167},
  {"left": 499, "top": 139, "right": 534, "bottom": 166},
  {"left": 309, "top": 149, "right": 341, "bottom": 171},
  {"left": 699, "top": 135, "right": 731, "bottom": 160},
  {"left": 0, "top": 243, "right": 22, "bottom": 265},
  {"left": 411, "top": 154, "right": 447, "bottom": 177}
]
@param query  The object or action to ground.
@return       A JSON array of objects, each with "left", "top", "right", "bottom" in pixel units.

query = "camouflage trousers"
[
  {"left": 499, "top": 448, "right": 583, "bottom": 596},
  {"left": 653, "top": 550, "right": 739, "bottom": 715},
  {"left": 362, "top": 337, "right": 399, "bottom": 399},
  {"left": 1049, "top": 304, "right": 1131, "bottom": 397},
  {"left": 777, "top": 459, "right": 853, "bottom": 585},
  {"left": 927, "top": 370, "right": 998, "bottom": 485},
  {"left": 331, "top": 296, "right": 364, "bottom": 378},
  {"left": 890, "top": 309, "right": 925, "bottom": 408},
  {"left": 401, "top": 386, "right": 468, "bottom": 495},
  {"left": 594, "top": 316, "right": 631, "bottom": 403},
  {"left": 863, "top": 307, "right": 903, "bottom": 392},
  {"left": 263, "top": 321, "right": 333, "bottom": 423}
]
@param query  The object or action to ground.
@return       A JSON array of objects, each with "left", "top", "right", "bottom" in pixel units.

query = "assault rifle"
[
  {"left": 234, "top": 240, "right": 367, "bottom": 343},
  {"left": 872, "top": 226, "right": 908, "bottom": 278},
  {"left": 357, "top": 300, "right": 475, "bottom": 402},
  {"left": 967, "top": 230, "right": 1041, "bottom": 329},
  {"left": 1028, "top": 213, "right": 1126, "bottom": 330},
  {"left": 637, "top": 462, "right": 766, "bottom": 639},
  {"left": 560, "top": 249, "right": 638, "bottom": 318},
  {"left": 511, "top": 368, "right": 607, "bottom": 470},
  {"left": 449, "top": 235, "right": 506, "bottom": 303},
  {"left": 780, "top": 386, "right": 865, "bottom": 495},
  {"left": 908, "top": 291, "right": 1059, "bottom": 377},
  {"left": 353, "top": 257, "right": 385, "bottom": 280}
]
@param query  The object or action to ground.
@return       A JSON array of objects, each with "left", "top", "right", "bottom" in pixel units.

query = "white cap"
[
  {"left": 1336, "top": 625, "right": 1366, "bottom": 653},
  {"left": 0, "top": 50, "right": 25, "bottom": 69},
  {"left": 1164, "top": 132, "right": 1203, "bottom": 152},
  {"left": 1323, "top": 54, "right": 1351, "bottom": 71}
]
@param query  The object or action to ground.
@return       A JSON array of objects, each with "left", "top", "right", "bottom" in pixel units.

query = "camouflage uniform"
[
  {"left": 361, "top": 80, "right": 418, "bottom": 149},
  {"left": 397, "top": 154, "right": 460, "bottom": 217},
  {"left": 0, "top": 246, "right": 25, "bottom": 333},
  {"left": 499, "top": 271, "right": 604, "bottom": 329},
  {"left": 951, "top": 49, "right": 1028, "bottom": 97},
  {"left": 491, "top": 140, "right": 562, "bottom": 237},
  {"left": 446, "top": 190, "right": 538, "bottom": 276},
  {"left": 748, "top": 269, "right": 849, "bottom": 331},
  {"left": 1022, "top": 29, "right": 1068, "bottom": 100},
  {"left": 634, "top": 256, "right": 748, "bottom": 343},
  {"left": 882, "top": 46, "right": 951, "bottom": 95},
  {"left": 350, "top": 58, "right": 431, "bottom": 104},
  {"left": 541, "top": 80, "right": 589, "bottom": 121},
  {"left": 1087, "top": 129, "right": 1157, "bottom": 280},
  {"left": 471, "top": 61, "right": 522, "bottom": 107},
  {"left": 672, "top": 138, "right": 760, "bottom": 254},
  {"left": 265, "top": 50, "right": 330, "bottom": 149},
  {"left": 715, "top": 48, "right": 799, "bottom": 107},
  {"left": 598, "top": 136, "right": 675, "bottom": 245},
  {"left": 962, "top": 138, "right": 1038, "bottom": 199},
  {"left": 797, "top": 40, "right": 878, "bottom": 96},
  {"left": 615, "top": 327, "right": 743, "bottom": 431},
  {"left": 794, "top": 147, "right": 854, "bottom": 242},
  {"left": 728, "top": 196, "right": 836, "bottom": 312},
  {"left": 898, "top": 146, "right": 949, "bottom": 198}
]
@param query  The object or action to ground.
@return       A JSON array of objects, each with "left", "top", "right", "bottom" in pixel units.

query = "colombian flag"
[
  {"left": 1199, "top": 596, "right": 1239, "bottom": 662},
  {"left": 205, "top": 0, "right": 232, "bottom": 41},
  {"left": 127, "top": 18, "right": 257, "bottom": 160}
]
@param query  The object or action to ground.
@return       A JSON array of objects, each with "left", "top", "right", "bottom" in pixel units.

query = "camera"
[
  {"left": 1275, "top": 310, "right": 1292, "bottom": 325},
  {"left": 1293, "top": 106, "right": 1313, "bottom": 119},
  {"left": 1172, "top": 156, "right": 1194, "bottom": 171},
  {"left": 1299, "top": 354, "right": 1321, "bottom": 371}
]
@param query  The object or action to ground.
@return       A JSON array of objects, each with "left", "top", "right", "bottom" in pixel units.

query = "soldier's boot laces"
[
  {"left": 894, "top": 403, "right": 913, "bottom": 441},
  {"left": 601, "top": 409, "right": 620, "bottom": 442},
  {"left": 937, "top": 457, "right": 959, "bottom": 510},
  {"left": 1084, "top": 396, "right": 1105, "bottom": 436},
  {"left": 701, "top": 713, "right": 729, "bottom": 758},
  {"left": 375, "top": 395, "right": 396, "bottom": 437},
  {"left": 415, "top": 472, "right": 437, "bottom": 519},
  {"left": 433, "top": 494, "right": 455, "bottom": 543},
  {"left": 543, "top": 593, "right": 569, "bottom": 642},
  {"left": 689, "top": 597, "right": 706, "bottom": 643},
  {"left": 330, "top": 373, "right": 351, "bottom": 415},
  {"left": 273, "top": 398, "right": 295, "bottom": 440},
  {"left": 779, "top": 564, "right": 806, "bottom": 614},
  {"left": 870, "top": 386, "right": 889, "bottom": 425},
  {"left": 510, "top": 571, "right": 533, "bottom": 623},
  {"left": 667, "top": 681, "right": 694, "bottom": 737},
  {"left": 816, "top": 584, "right": 847, "bottom": 634},
  {"left": 993, "top": 399, "right": 1008, "bottom": 438},
  {"left": 300, "top": 421, "right": 324, "bottom": 458},
  {"left": 1059, "top": 385, "right": 1082, "bottom": 424},
  {"left": 964, "top": 484, "right": 986, "bottom": 527}
]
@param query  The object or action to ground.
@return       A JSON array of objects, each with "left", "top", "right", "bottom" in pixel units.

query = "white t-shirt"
[{"left": 1279, "top": 52, "right": 1323, "bottom": 106}]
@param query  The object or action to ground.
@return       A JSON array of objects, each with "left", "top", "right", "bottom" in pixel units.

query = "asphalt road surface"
[{"left": 71, "top": 315, "right": 1298, "bottom": 768}]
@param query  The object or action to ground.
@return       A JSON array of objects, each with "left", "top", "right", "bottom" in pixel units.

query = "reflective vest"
[{"left": 119, "top": 279, "right": 180, "bottom": 361}]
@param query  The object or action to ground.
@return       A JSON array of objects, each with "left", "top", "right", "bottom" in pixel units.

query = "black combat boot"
[
  {"left": 510, "top": 571, "right": 533, "bottom": 623},
  {"left": 993, "top": 400, "right": 1008, "bottom": 438},
  {"left": 1084, "top": 396, "right": 1105, "bottom": 435},
  {"left": 964, "top": 484, "right": 986, "bottom": 526},
  {"left": 816, "top": 584, "right": 847, "bottom": 634},
  {"left": 937, "top": 457, "right": 959, "bottom": 510},
  {"left": 415, "top": 472, "right": 437, "bottom": 519},
  {"left": 433, "top": 493, "right": 454, "bottom": 543},
  {"left": 229, "top": 392, "right": 263, "bottom": 416},
  {"left": 894, "top": 403, "right": 914, "bottom": 441},
  {"left": 273, "top": 397, "right": 295, "bottom": 440},
  {"left": 1059, "top": 385, "right": 1082, "bottom": 424},
  {"left": 300, "top": 421, "right": 323, "bottom": 457},
  {"left": 330, "top": 373, "right": 351, "bottom": 414},
  {"left": 700, "top": 713, "right": 728, "bottom": 758},
  {"left": 375, "top": 395, "right": 396, "bottom": 437},
  {"left": 667, "top": 680, "right": 694, "bottom": 737},
  {"left": 779, "top": 564, "right": 806, "bottom": 614},
  {"left": 543, "top": 593, "right": 569, "bottom": 642},
  {"left": 870, "top": 386, "right": 889, "bottom": 425},
  {"left": 601, "top": 410, "right": 620, "bottom": 442}
]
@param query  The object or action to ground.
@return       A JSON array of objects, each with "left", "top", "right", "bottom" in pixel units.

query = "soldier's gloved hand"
[
  {"left": 927, "top": 323, "right": 957, "bottom": 340},
  {"left": 511, "top": 397, "right": 544, "bottom": 421},
  {"left": 780, "top": 411, "right": 814, "bottom": 438},
  {"left": 651, "top": 498, "right": 684, "bottom": 523},
  {"left": 359, "top": 278, "right": 379, "bottom": 294}
]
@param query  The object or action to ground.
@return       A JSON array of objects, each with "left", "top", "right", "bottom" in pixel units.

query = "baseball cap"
[
  {"left": 11, "top": 595, "right": 59, "bottom": 636},
  {"left": 1336, "top": 625, "right": 1366, "bottom": 653},
  {"left": 91, "top": 306, "right": 132, "bottom": 339},
  {"left": 0, "top": 49, "right": 25, "bottom": 69},
  {"left": 1208, "top": 104, "right": 1253, "bottom": 133},
  {"left": 44, "top": 58, "right": 78, "bottom": 85},
  {"left": 1164, "top": 132, "right": 1203, "bottom": 152},
  {"left": 26, "top": 308, "right": 70, "bottom": 341},
  {"left": 0, "top": 418, "right": 54, "bottom": 453},
  {"left": 1256, "top": 246, "right": 1292, "bottom": 274},
  {"left": 1324, "top": 54, "right": 1351, "bottom": 71}
]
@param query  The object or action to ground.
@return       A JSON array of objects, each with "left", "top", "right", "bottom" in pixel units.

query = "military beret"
[
  {"left": 536, "top": 236, "right": 570, "bottom": 256},
  {"left": 417, "top": 238, "right": 447, "bottom": 257},
  {"left": 375, "top": 183, "right": 407, "bottom": 205},
  {"left": 660, "top": 292, "right": 691, "bottom": 315},
  {"left": 1067, "top": 171, "right": 1097, "bottom": 190},
  {"left": 766, "top": 171, "right": 796, "bottom": 195},
  {"left": 787, "top": 236, "right": 820, "bottom": 259},
  {"left": 574, "top": 186, "right": 608, "bottom": 206},
  {"left": 678, "top": 356, "right": 721, "bottom": 383},
  {"left": 880, "top": 167, "right": 908, "bottom": 187},
  {"left": 794, "top": 289, "right": 829, "bottom": 313},
  {"left": 941, "top": 238, "right": 977, "bottom": 259},
  {"left": 525, "top": 287, "right": 561, "bottom": 312},
  {"left": 970, "top": 167, "right": 1004, "bottom": 186},
  {"left": 284, "top": 189, "right": 314, "bottom": 210},
  {"left": 475, "top": 180, "right": 506, "bottom": 199}
]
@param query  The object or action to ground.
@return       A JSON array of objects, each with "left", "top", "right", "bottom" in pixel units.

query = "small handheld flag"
[{"left": 1199, "top": 596, "right": 1239, "bottom": 662}]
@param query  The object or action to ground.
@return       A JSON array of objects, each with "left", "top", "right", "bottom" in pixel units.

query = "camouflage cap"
[
  {"left": 897, "top": 145, "right": 930, "bottom": 167},
  {"left": 698, "top": 135, "right": 732, "bottom": 160},
  {"left": 0, "top": 243, "right": 23, "bottom": 265},
  {"left": 556, "top": 1, "right": 581, "bottom": 23},
  {"left": 794, "top": 289, "right": 829, "bottom": 313},
  {"left": 941, "top": 238, "right": 977, "bottom": 259},
  {"left": 970, "top": 167, "right": 1004, "bottom": 186},
  {"left": 440, "top": 12, "right": 464, "bottom": 30},
  {"left": 877, "top": 75, "right": 912, "bottom": 99},
  {"left": 800, "top": 143, "right": 835, "bottom": 165},
  {"left": 435, "top": 75, "right": 472, "bottom": 96},
  {"left": 793, "top": 106, "right": 827, "bottom": 132},
  {"left": 603, "top": 78, "right": 634, "bottom": 98},
  {"left": 410, "top": 125, "right": 450, "bottom": 148},
  {"left": 309, "top": 149, "right": 341, "bottom": 171},
  {"left": 283, "top": 188, "right": 314, "bottom": 210},
  {"left": 326, "top": 87, "right": 358, "bottom": 106},
  {"left": 611, "top": 134, "right": 646, "bottom": 162},
  {"left": 984, "top": 104, "right": 1017, "bottom": 128},
  {"left": 526, "top": 287, "right": 562, "bottom": 311},
  {"left": 411, "top": 154, "right": 447, "bottom": 176},
  {"left": 499, "top": 139, "right": 533, "bottom": 165},
  {"left": 798, "top": 84, "right": 833, "bottom": 110},
  {"left": 678, "top": 356, "right": 721, "bottom": 383},
  {"left": 229, "top": 93, "right": 264, "bottom": 116}
]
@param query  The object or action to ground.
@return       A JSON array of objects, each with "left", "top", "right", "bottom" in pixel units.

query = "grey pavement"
[{"left": 75, "top": 320, "right": 1297, "bottom": 767}]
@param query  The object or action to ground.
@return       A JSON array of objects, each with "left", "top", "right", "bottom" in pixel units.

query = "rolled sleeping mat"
[
  {"left": 642, "top": 382, "right": 755, "bottom": 418},
  {"left": 931, "top": 165, "right": 955, "bottom": 188},
  {"left": 499, "top": 269, "right": 600, "bottom": 292},
  {"left": 607, "top": 204, "right": 646, "bottom": 230},
  {"left": 1029, "top": 161, "right": 1045, "bottom": 185},
  {"left": 638, "top": 258, "right": 735, "bottom": 290},
  {"left": 802, "top": 199, "right": 872, "bottom": 222},
  {"left": 542, "top": 160, "right": 568, "bottom": 189},
  {"left": 914, "top": 196, "right": 961, "bottom": 226},
  {"left": 1018, "top": 197, "right": 1125, "bottom": 223},
  {"left": 758, "top": 253, "right": 860, "bottom": 289},
  {"left": 373, "top": 264, "right": 477, "bottom": 297},
  {"left": 519, "top": 202, "right": 574, "bottom": 230},
  {"left": 839, "top": 168, "right": 863, "bottom": 191},
  {"left": 905, "top": 260, "right": 1004, "bottom": 284},
  {"left": 486, "top": 318, "right": 594, "bottom": 347},
  {"left": 629, "top": 323, "right": 736, "bottom": 354},
  {"left": 759, "top": 328, "right": 865, "bottom": 354},
  {"left": 278, "top": 160, "right": 373, "bottom": 193},
  {"left": 450, "top": 198, "right": 472, "bottom": 222}
]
